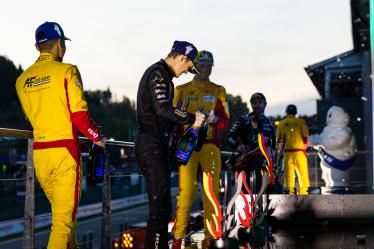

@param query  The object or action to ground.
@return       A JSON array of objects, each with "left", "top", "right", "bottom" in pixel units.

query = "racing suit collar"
[
  {"left": 158, "top": 59, "right": 175, "bottom": 79},
  {"left": 249, "top": 112, "right": 265, "bottom": 119},
  {"left": 191, "top": 78, "right": 210, "bottom": 84},
  {"left": 36, "top": 53, "right": 60, "bottom": 63}
]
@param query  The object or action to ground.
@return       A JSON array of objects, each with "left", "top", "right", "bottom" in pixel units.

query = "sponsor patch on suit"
[{"left": 202, "top": 96, "right": 215, "bottom": 102}]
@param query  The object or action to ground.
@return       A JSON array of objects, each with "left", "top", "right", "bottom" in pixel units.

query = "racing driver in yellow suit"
[
  {"left": 171, "top": 51, "right": 230, "bottom": 249},
  {"left": 277, "top": 104, "right": 310, "bottom": 195},
  {"left": 16, "top": 22, "right": 106, "bottom": 249}
]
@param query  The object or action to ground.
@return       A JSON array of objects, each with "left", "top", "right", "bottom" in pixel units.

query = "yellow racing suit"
[
  {"left": 16, "top": 53, "right": 102, "bottom": 249},
  {"left": 277, "top": 114, "right": 310, "bottom": 194},
  {"left": 172, "top": 79, "right": 230, "bottom": 239}
]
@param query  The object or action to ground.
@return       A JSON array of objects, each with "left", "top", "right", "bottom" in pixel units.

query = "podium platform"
[
  {"left": 166, "top": 194, "right": 374, "bottom": 249},
  {"left": 268, "top": 194, "right": 374, "bottom": 224}
]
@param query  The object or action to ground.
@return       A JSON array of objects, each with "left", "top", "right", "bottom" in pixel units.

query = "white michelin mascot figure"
[{"left": 309, "top": 106, "right": 356, "bottom": 193}]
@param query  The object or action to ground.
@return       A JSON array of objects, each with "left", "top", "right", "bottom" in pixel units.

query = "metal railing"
[
  {"left": 0, "top": 127, "right": 372, "bottom": 249},
  {"left": 0, "top": 128, "right": 139, "bottom": 249},
  {"left": 0, "top": 129, "right": 34, "bottom": 249},
  {"left": 307, "top": 150, "right": 370, "bottom": 189}
]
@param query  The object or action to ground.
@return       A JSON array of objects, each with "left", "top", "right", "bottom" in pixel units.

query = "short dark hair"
[
  {"left": 166, "top": 51, "right": 181, "bottom": 59},
  {"left": 37, "top": 39, "right": 58, "bottom": 52},
  {"left": 250, "top": 92, "right": 267, "bottom": 104},
  {"left": 286, "top": 104, "right": 297, "bottom": 114}
]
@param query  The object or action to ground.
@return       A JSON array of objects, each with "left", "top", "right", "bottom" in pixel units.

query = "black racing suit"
[
  {"left": 135, "top": 59, "right": 195, "bottom": 249},
  {"left": 227, "top": 112, "right": 276, "bottom": 193}
]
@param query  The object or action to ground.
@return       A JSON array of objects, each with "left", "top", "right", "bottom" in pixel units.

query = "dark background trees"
[
  {"left": 0, "top": 56, "right": 30, "bottom": 130},
  {"left": 83, "top": 88, "right": 136, "bottom": 141},
  {"left": 1, "top": 55, "right": 318, "bottom": 144},
  {"left": 0, "top": 56, "right": 136, "bottom": 140}
]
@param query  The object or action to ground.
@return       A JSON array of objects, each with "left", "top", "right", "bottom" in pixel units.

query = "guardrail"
[
  {"left": 0, "top": 128, "right": 371, "bottom": 248},
  {"left": 306, "top": 150, "right": 370, "bottom": 190},
  {"left": 0, "top": 129, "right": 34, "bottom": 249},
  {"left": 0, "top": 128, "right": 138, "bottom": 249}
]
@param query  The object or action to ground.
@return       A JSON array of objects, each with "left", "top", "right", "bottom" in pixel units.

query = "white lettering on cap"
[
  {"left": 54, "top": 24, "right": 61, "bottom": 36},
  {"left": 185, "top": 45, "right": 193, "bottom": 55},
  {"left": 201, "top": 53, "right": 209, "bottom": 59}
]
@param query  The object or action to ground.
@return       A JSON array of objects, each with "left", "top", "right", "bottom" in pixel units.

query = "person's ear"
[
  {"left": 180, "top": 55, "right": 188, "bottom": 63},
  {"left": 57, "top": 39, "right": 63, "bottom": 49},
  {"left": 35, "top": 43, "right": 41, "bottom": 52},
  {"left": 60, "top": 39, "right": 66, "bottom": 49},
  {"left": 53, "top": 39, "right": 60, "bottom": 50}
]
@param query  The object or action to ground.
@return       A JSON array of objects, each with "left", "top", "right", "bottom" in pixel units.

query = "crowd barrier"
[{"left": 0, "top": 128, "right": 370, "bottom": 249}]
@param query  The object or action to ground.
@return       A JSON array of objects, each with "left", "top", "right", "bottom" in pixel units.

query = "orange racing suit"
[
  {"left": 277, "top": 114, "right": 310, "bottom": 194},
  {"left": 172, "top": 79, "right": 230, "bottom": 239},
  {"left": 16, "top": 53, "right": 102, "bottom": 249}
]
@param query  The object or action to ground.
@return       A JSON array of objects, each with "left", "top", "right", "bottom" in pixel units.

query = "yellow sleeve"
[
  {"left": 65, "top": 66, "right": 88, "bottom": 113},
  {"left": 276, "top": 121, "right": 283, "bottom": 141},
  {"left": 300, "top": 119, "right": 309, "bottom": 137},
  {"left": 173, "top": 86, "right": 184, "bottom": 109},
  {"left": 219, "top": 86, "right": 230, "bottom": 119}
]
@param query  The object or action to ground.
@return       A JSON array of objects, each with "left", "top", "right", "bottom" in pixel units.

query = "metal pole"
[
  {"left": 314, "top": 154, "right": 318, "bottom": 188},
  {"left": 370, "top": 0, "right": 374, "bottom": 189},
  {"left": 324, "top": 71, "right": 331, "bottom": 99},
  {"left": 23, "top": 139, "right": 34, "bottom": 249},
  {"left": 101, "top": 152, "right": 111, "bottom": 249}
]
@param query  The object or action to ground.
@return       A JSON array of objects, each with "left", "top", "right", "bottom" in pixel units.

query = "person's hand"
[
  {"left": 237, "top": 144, "right": 247, "bottom": 153},
  {"left": 192, "top": 111, "right": 205, "bottom": 128},
  {"left": 308, "top": 134, "right": 319, "bottom": 146},
  {"left": 94, "top": 137, "right": 107, "bottom": 148},
  {"left": 206, "top": 114, "right": 219, "bottom": 124}
]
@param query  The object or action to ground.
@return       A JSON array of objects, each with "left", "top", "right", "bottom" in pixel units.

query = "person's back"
[
  {"left": 278, "top": 115, "right": 307, "bottom": 151},
  {"left": 277, "top": 104, "right": 309, "bottom": 194},
  {"left": 136, "top": 60, "right": 178, "bottom": 143},
  {"left": 16, "top": 21, "right": 105, "bottom": 249},
  {"left": 16, "top": 54, "right": 86, "bottom": 142}
]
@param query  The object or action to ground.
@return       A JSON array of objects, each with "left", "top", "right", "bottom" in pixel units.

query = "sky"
[{"left": 1, "top": 0, "right": 352, "bottom": 116}]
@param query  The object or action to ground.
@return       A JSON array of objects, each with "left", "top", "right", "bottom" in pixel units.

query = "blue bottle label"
[{"left": 175, "top": 127, "right": 199, "bottom": 164}]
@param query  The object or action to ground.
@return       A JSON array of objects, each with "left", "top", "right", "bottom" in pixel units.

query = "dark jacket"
[
  {"left": 136, "top": 59, "right": 195, "bottom": 144},
  {"left": 227, "top": 112, "right": 276, "bottom": 152},
  {"left": 135, "top": 59, "right": 197, "bottom": 249}
]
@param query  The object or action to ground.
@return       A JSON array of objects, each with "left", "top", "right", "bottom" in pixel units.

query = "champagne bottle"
[
  {"left": 175, "top": 126, "right": 199, "bottom": 165},
  {"left": 87, "top": 132, "right": 105, "bottom": 184},
  {"left": 195, "top": 110, "right": 214, "bottom": 152},
  {"left": 175, "top": 109, "right": 213, "bottom": 164}
]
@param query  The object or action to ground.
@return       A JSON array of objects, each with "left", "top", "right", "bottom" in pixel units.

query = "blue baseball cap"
[
  {"left": 171, "top": 40, "right": 200, "bottom": 74},
  {"left": 35, "top": 22, "right": 71, "bottom": 44},
  {"left": 196, "top": 50, "right": 214, "bottom": 65}
]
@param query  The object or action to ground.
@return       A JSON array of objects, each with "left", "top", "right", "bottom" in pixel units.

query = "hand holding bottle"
[{"left": 192, "top": 111, "right": 205, "bottom": 128}]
